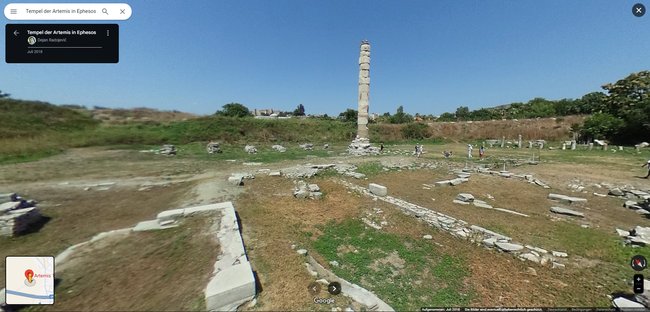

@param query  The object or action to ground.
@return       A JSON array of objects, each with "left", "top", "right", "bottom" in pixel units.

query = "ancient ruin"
[{"left": 348, "top": 40, "right": 380, "bottom": 156}]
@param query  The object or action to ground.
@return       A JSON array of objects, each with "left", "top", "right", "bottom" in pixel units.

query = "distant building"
[{"left": 252, "top": 108, "right": 280, "bottom": 116}]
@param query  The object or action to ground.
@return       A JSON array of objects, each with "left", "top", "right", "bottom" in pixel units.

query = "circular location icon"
[
  {"left": 307, "top": 282, "right": 321, "bottom": 295},
  {"left": 327, "top": 282, "right": 341, "bottom": 295},
  {"left": 631, "top": 255, "right": 647, "bottom": 271},
  {"left": 633, "top": 3, "right": 646, "bottom": 17}
]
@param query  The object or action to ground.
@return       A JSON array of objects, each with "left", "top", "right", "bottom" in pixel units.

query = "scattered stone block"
[
  {"left": 609, "top": 188, "right": 625, "bottom": 196},
  {"left": 228, "top": 176, "right": 243, "bottom": 186},
  {"left": 525, "top": 245, "right": 548, "bottom": 254},
  {"left": 495, "top": 242, "right": 524, "bottom": 252},
  {"left": 159, "top": 144, "right": 177, "bottom": 155},
  {"left": 297, "top": 249, "right": 308, "bottom": 256},
  {"left": 456, "top": 193, "right": 475, "bottom": 202},
  {"left": 329, "top": 260, "right": 340, "bottom": 267},
  {"left": 452, "top": 200, "right": 470, "bottom": 205},
  {"left": 300, "top": 143, "right": 314, "bottom": 151},
  {"left": 519, "top": 253, "right": 541, "bottom": 263},
  {"left": 550, "top": 206, "right": 584, "bottom": 218},
  {"left": 616, "top": 228, "right": 631, "bottom": 237},
  {"left": 482, "top": 237, "right": 497, "bottom": 247},
  {"left": 271, "top": 145, "right": 287, "bottom": 152},
  {"left": 473, "top": 201, "right": 493, "bottom": 209},
  {"left": 269, "top": 171, "right": 282, "bottom": 177},
  {"left": 548, "top": 193, "right": 587, "bottom": 204},
  {"left": 204, "top": 262, "right": 256, "bottom": 311},
  {"left": 423, "top": 235, "right": 433, "bottom": 240},
  {"left": 435, "top": 180, "right": 451, "bottom": 187},
  {"left": 308, "top": 184, "right": 320, "bottom": 192},
  {"left": 625, "top": 200, "right": 642, "bottom": 209},
  {"left": 206, "top": 142, "right": 222, "bottom": 154},
  {"left": 551, "top": 251, "right": 568, "bottom": 258},
  {"left": 612, "top": 297, "right": 645, "bottom": 309},
  {"left": 368, "top": 183, "right": 387, "bottom": 197},
  {"left": 552, "top": 262, "right": 566, "bottom": 269},
  {"left": 244, "top": 145, "right": 257, "bottom": 154}
]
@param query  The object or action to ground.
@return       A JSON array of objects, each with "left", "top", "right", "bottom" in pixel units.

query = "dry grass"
[
  {"left": 427, "top": 116, "right": 586, "bottom": 141},
  {"left": 235, "top": 171, "right": 620, "bottom": 308},
  {"left": 235, "top": 177, "right": 363, "bottom": 311},
  {"left": 35, "top": 215, "right": 217, "bottom": 311},
  {"left": 0, "top": 183, "right": 193, "bottom": 287},
  {"left": 360, "top": 169, "right": 650, "bottom": 255}
]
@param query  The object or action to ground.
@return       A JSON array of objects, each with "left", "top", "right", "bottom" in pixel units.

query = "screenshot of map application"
[{"left": 5, "top": 256, "right": 54, "bottom": 305}]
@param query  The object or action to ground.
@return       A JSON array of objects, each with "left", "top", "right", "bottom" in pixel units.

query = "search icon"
[{"left": 102, "top": 8, "right": 108, "bottom": 15}]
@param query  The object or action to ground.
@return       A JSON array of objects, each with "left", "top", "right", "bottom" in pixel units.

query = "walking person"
[
  {"left": 479, "top": 145, "right": 485, "bottom": 160},
  {"left": 643, "top": 159, "right": 650, "bottom": 178},
  {"left": 380, "top": 142, "right": 384, "bottom": 153}
]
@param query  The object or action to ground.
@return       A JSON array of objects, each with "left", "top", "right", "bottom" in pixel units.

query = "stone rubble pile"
[
  {"left": 279, "top": 163, "right": 367, "bottom": 180},
  {"left": 347, "top": 138, "right": 380, "bottom": 156},
  {"left": 0, "top": 193, "right": 42, "bottom": 237},
  {"left": 339, "top": 180, "right": 568, "bottom": 268},
  {"left": 608, "top": 187, "right": 650, "bottom": 201},
  {"left": 323, "top": 144, "right": 329, "bottom": 149},
  {"left": 244, "top": 145, "right": 258, "bottom": 154},
  {"left": 158, "top": 144, "right": 177, "bottom": 156},
  {"left": 293, "top": 181, "right": 323, "bottom": 199},
  {"left": 618, "top": 226, "right": 650, "bottom": 246},
  {"left": 299, "top": 143, "right": 314, "bottom": 151},
  {"left": 206, "top": 142, "right": 222, "bottom": 154},
  {"left": 271, "top": 145, "right": 287, "bottom": 152}
]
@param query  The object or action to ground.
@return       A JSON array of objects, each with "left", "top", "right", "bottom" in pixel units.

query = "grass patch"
[
  {"left": 531, "top": 222, "right": 650, "bottom": 264},
  {"left": 312, "top": 218, "right": 472, "bottom": 310},
  {"left": 30, "top": 215, "right": 217, "bottom": 311},
  {"left": 355, "top": 162, "right": 385, "bottom": 177}
]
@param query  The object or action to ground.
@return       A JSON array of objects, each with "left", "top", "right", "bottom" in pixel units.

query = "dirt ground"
[
  {"left": 37, "top": 215, "right": 218, "bottom": 311},
  {"left": 1, "top": 144, "right": 649, "bottom": 310}
]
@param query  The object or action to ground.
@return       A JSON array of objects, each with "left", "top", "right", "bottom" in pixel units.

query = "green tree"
[
  {"left": 579, "top": 112, "right": 624, "bottom": 141},
  {"left": 526, "top": 98, "right": 556, "bottom": 118},
  {"left": 293, "top": 104, "right": 305, "bottom": 116},
  {"left": 455, "top": 106, "right": 470, "bottom": 121},
  {"left": 437, "top": 112, "right": 456, "bottom": 122},
  {"left": 389, "top": 106, "right": 413, "bottom": 124},
  {"left": 338, "top": 108, "right": 358, "bottom": 122},
  {"left": 579, "top": 92, "right": 607, "bottom": 114},
  {"left": 216, "top": 103, "right": 251, "bottom": 117},
  {"left": 553, "top": 98, "right": 580, "bottom": 116},
  {"left": 601, "top": 71, "right": 650, "bottom": 142}
]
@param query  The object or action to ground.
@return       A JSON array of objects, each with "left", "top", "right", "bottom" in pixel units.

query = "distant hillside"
[
  {"left": 0, "top": 99, "right": 99, "bottom": 138},
  {"left": 371, "top": 116, "right": 586, "bottom": 142}
]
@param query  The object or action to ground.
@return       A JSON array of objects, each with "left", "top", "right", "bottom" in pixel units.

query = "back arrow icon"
[{"left": 14, "top": 30, "right": 19, "bottom": 36}]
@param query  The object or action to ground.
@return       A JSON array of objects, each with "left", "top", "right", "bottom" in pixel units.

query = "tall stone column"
[{"left": 357, "top": 40, "right": 371, "bottom": 139}]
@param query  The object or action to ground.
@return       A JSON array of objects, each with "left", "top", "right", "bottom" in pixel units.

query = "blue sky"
[{"left": 2, "top": 0, "right": 649, "bottom": 116}]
